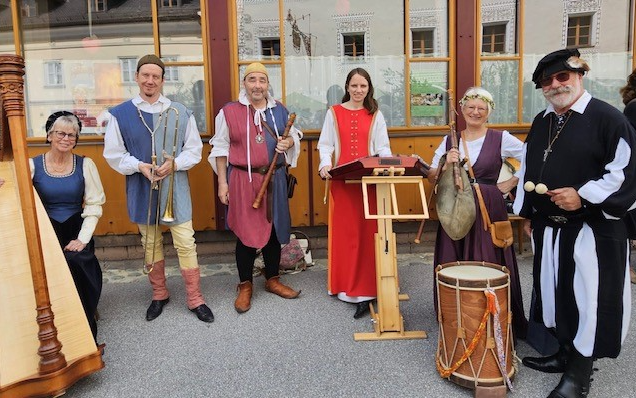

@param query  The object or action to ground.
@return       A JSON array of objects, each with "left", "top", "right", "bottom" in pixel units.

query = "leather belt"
[
  {"left": 469, "top": 178, "right": 496, "bottom": 185},
  {"left": 230, "top": 163, "right": 283, "bottom": 175},
  {"left": 548, "top": 215, "right": 569, "bottom": 224},
  {"left": 540, "top": 212, "right": 589, "bottom": 226}
]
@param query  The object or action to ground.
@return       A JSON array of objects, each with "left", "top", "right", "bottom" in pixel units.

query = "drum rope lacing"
[
  {"left": 436, "top": 288, "right": 513, "bottom": 390},
  {"left": 486, "top": 287, "right": 514, "bottom": 390}
]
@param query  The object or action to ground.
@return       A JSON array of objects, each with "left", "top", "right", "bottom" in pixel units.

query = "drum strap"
[{"left": 436, "top": 289, "right": 513, "bottom": 390}]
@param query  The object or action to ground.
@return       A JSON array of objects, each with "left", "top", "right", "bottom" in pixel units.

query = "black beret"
[
  {"left": 531, "top": 48, "right": 590, "bottom": 88},
  {"left": 137, "top": 54, "right": 165, "bottom": 73},
  {"left": 45, "top": 111, "right": 82, "bottom": 133}
]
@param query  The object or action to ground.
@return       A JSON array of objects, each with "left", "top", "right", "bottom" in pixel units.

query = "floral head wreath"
[{"left": 459, "top": 94, "right": 495, "bottom": 111}]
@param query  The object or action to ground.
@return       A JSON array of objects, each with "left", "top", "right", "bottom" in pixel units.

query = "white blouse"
[{"left": 430, "top": 130, "right": 523, "bottom": 169}]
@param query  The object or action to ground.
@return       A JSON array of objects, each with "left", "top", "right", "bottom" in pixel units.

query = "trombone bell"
[{"left": 160, "top": 107, "right": 179, "bottom": 223}]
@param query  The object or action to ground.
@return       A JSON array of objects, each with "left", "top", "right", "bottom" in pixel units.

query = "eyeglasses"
[
  {"left": 465, "top": 105, "right": 488, "bottom": 114},
  {"left": 53, "top": 131, "right": 78, "bottom": 140},
  {"left": 540, "top": 72, "right": 571, "bottom": 87}
]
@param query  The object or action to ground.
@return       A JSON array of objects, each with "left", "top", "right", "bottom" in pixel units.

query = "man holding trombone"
[{"left": 104, "top": 54, "right": 214, "bottom": 323}]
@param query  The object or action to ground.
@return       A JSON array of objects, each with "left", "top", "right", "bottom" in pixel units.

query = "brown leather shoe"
[
  {"left": 265, "top": 276, "right": 300, "bottom": 299},
  {"left": 631, "top": 268, "right": 636, "bottom": 284},
  {"left": 235, "top": 281, "right": 253, "bottom": 313}
]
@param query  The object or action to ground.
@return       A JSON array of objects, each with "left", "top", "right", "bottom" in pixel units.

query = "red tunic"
[{"left": 327, "top": 105, "right": 378, "bottom": 300}]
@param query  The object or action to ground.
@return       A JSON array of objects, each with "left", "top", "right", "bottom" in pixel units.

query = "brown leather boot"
[
  {"left": 265, "top": 276, "right": 300, "bottom": 299},
  {"left": 235, "top": 281, "right": 253, "bottom": 313}
]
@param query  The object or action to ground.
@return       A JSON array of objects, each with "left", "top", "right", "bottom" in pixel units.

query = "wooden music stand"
[{"left": 330, "top": 156, "right": 430, "bottom": 341}]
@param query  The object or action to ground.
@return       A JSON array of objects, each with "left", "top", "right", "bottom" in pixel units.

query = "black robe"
[{"left": 515, "top": 95, "right": 636, "bottom": 358}]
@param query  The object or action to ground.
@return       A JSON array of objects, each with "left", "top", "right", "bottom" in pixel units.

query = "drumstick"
[
  {"left": 323, "top": 177, "right": 329, "bottom": 204},
  {"left": 413, "top": 219, "right": 425, "bottom": 244}
]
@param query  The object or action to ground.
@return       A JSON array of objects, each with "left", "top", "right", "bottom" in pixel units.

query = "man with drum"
[
  {"left": 104, "top": 54, "right": 214, "bottom": 323},
  {"left": 514, "top": 48, "right": 636, "bottom": 397}
]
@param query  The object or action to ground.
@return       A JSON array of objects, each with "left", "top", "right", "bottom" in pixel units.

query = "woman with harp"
[{"left": 428, "top": 87, "right": 528, "bottom": 339}]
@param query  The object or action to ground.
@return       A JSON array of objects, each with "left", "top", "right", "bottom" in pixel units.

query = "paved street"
[{"left": 62, "top": 251, "right": 636, "bottom": 398}]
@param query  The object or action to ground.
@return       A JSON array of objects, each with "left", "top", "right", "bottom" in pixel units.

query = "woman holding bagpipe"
[
  {"left": 427, "top": 87, "right": 528, "bottom": 339},
  {"left": 209, "top": 63, "right": 303, "bottom": 314},
  {"left": 317, "top": 68, "right": 392, "bottom": 319}
]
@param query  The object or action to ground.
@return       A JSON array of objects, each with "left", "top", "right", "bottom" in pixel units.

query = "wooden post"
[{"left": 0, "top": 54, "right": 67, "bottom": 373}]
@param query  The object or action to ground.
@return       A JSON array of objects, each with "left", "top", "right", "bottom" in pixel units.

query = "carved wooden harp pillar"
[{"left": 0, "top": 53, "right": 68, "bottom": 374}]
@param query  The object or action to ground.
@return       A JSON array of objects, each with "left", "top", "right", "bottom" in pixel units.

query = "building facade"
[{"left": 1, "top": 0, "right": 635, "bottom": 235}]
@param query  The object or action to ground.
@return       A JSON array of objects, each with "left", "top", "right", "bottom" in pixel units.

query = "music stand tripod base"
[{"left": 354, "top": 303, "right": 427, "bottom": 341}]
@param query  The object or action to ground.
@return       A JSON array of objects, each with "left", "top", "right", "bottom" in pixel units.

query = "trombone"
[{"left": 143, "top": 107, "right": 180, "bottom": 274}]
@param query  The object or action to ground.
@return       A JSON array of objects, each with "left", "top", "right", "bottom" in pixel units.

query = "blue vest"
[
  {"left": 32, "top": 154, "right": 85, "bottom": 223},
  {"left": 109, "top": 100, "right": 193, "bottom": 225}
]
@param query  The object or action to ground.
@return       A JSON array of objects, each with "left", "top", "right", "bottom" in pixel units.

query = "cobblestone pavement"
[{"left": 99, "top": 251, "right": 541, "bottom": 284}]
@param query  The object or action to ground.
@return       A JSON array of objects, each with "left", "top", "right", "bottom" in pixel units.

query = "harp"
[{"left": 0, "top": 55, "right": 104, "bottom": 396}]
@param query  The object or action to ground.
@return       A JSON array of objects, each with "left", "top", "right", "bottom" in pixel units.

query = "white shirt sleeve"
[
  {"left": 103, "top": 111, "right": 142, "bottom": 175},
  {"left": 208, "top": 109, "right": 230, "bottom": 175},
  {"left": 371, "top": 111, "right": 392, "bottom": 157},
  {"left": 173, "top": 113, "right": 202, "bottom": 171},
  {"left": 284, "top": 125, "right": 304, "bottom": 168},
  {"left": 430, "top": 136, "right": 449, "bottom": 168},
  {"left": 501, "top": 130, "right": 524, "bottom": 161},
  {"left": 317, "top": 109, "right": 337, "bottom": 171},
  {"left": 78, "top": 157, "right": 105, "bottom": 244}
]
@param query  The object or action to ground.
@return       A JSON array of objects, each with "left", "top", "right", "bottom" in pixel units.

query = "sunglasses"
[{"left": 540, "top": 72, "right": 571, "bottom": 87}]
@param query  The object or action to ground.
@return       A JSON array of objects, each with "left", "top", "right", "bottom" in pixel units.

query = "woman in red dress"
[{"left": 317, "top": 68, "right": 392, "bottom": 318}]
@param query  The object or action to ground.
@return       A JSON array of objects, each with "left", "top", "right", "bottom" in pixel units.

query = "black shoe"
[
  {"left": 523, "top": 345, "right": 570, "bottom": 373},
  {"left": 146, "top": 298, "right": 169, "bottom": 321},
  {"left": 191, "top": 304, "right": 214, "bottom": 323},
  {"left": 548, "top": 349, "right": 594, "bottom": 398},
  {"left": 353, "top": 300, "right": 372, "bottom": 319}
]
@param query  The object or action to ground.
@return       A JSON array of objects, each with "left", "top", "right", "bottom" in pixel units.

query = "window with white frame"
[
  {"left": 567, "top": 14, "right": 593, "bottom": 47},
  {"left": 411, "top": 29, "right": 434, "bottom": 56},
  {"left": 342, "top": 33, "right": 365, "bottom": 58},
  {"left": 44, "top": 61, "right": 63, "bottom": 86},
  {"left": 163, "top": 56, "right": 180, "bottom": 82},
  {"left": 120, "top": 57, "right": 137, "bottom": 83}
]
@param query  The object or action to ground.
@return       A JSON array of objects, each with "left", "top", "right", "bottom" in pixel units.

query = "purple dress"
[{"left": 433, "top": 129, "right": 528, "bottom": 339}]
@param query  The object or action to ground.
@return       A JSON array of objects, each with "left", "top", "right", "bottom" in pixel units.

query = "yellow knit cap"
[{"left": 243, "top": 62, "right": 268, "bottom": 80}]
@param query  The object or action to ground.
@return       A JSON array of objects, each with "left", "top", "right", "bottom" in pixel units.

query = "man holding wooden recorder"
[{"left": 209, "top": 62, "right": 303, "bottom": 313}]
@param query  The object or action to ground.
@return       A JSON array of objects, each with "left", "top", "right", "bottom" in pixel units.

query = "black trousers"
[{"left": 236, "top": 226, "right": 280, "bottom": 282}]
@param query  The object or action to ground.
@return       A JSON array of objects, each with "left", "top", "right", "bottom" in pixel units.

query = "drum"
[{"left": 435, "top": 261, "right": 515, "bottom": 389}]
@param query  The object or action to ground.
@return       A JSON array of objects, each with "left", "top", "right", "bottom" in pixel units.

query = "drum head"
[
  {"left": 439, "top": 265, "right": 504, "bottom": 280},
  {"left": 436, "top": 262, "right": 509, "bottom": 288}
]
